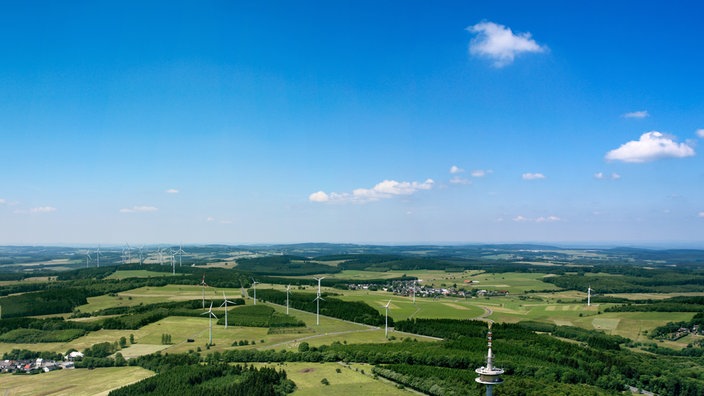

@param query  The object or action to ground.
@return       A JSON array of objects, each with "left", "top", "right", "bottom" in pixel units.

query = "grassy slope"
[{"left": 0, "top": 366, "right": 154, "bottom": 396}]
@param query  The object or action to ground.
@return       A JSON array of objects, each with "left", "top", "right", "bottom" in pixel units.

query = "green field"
[
  {"left": 253, "top": 362, "right": 414, "bottom": 396},
  {"left": 0, "top": 366, "right": 154, "bottom": 396},
  {"left": 105, "top": 270, "right": 179, "bottom": 280}
]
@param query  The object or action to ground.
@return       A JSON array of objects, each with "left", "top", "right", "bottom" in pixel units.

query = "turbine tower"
[
  {"left": 412, "top": 280, "right": 416, "bottom": 304},
  {"left": 201, "top": 301, "right": 217, "bottom": 346},
  {"left": 175, "top": 245, "right": 186, "bottom": 267},
  {"left": 314, "top": 277, "right": 325, "bottom": 325},
  {"left": 475, "top": 324, "right": 504, "bottom": 396},
  {"left": 85, "top": 253, "right": 92, "bottom": 268},
  {"left": 170, "top": 250, "right": 176, "bottom": 275},
  {"left": 95, "top": 245, "right": 102, "bottom": 268},
  {"left": 286, "top": 284, "right": 291, "bottom": 315},
  {"left": 199, "top": 274, "right": 209, "bottom": 309},
  {"left": 251, "top": 279, "right": 259, "bottom": 305},
  {"left": 384, "top": 299, "right": 392, "bottom": 338},
  {"left": 220, "top": 291, "right": 236, "bottom": 329},
  {"left": 587, "top": 285, "right": 594, "bottom": 307}
]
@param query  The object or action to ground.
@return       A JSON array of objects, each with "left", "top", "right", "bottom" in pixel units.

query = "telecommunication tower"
[{"left": 475, "top": 324, "right": 504, "bottom": 396}]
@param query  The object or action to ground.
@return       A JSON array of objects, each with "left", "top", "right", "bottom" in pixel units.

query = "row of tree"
[{"left": 250, "top": 288, "right": 388, "bottom": 326}]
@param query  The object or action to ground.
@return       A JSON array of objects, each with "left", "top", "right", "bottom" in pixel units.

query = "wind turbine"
[
  {"left": 251, "top": 279, "right": 259, "bottom": 305},
  {"left": 175, "top": 245, "right": 186, "bottom": 267},
  {"left": 220, "top": 291, "right": 236, "bottom": 329},
  {"left": 95, "top": 245, "right": 102, "bottom": 268},
  {"left": 314, "top": 277, "right": 325, "bottom": 325},
  {"left": 199, "top": 274, "right": 209, "bottom": 309},
  {"left": 384, "top": 299, "right": 392, "bottom": 338},
  {"left": 85, "top": 253, "right": 92, "bottom": 268},
  {"left": 125, "top": 243, "right": 132, "bottom": 264},
  {"left": 138, "top": 246, "right": 144, "bottom": 266},
  {"left": 286, "top": 284, "right": 291, "bottom": 315},
  {"left": 587, "top": 285, "right": 594, "bottom": 307},
  {"left": 170, "top": 250, "right": 176, "bottom": 275},
  {"left": 201, "top": 301, "right": 217, "bottom": 346},
  {"left": 412, "top": 280, "right": 416, "bottom": 304}
]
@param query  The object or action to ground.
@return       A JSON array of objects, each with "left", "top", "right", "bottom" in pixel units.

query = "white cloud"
[
  {"left": 622, "top": 110, "right": 649, "bottom": 119},
  {"left": 206, "top": 216, "right": 215, "bottom": 222},
  {"left": 449, "top": 165, "right": 464, "bottom": 174},
  {"left": 471, "top": 169, "right": 493, "bottom": 178},
  {"left": 513, "top": 215, "right": 561, "bottom": 223},
  {"left": 522, "top": 172, "right": 545, "bottom": 180},
  {"left": 165, "top": 189, "right": 179, "bottom": 194},
  {"left": 697, "top": 129, "right": 704, "bottom": 138},
  {"left": 698, "top": 212, "right": 704, "bottom": 218},
  {"left": 467, "top": 21, "right": 547, "bottom": 67},
  {"left": 30, "top": 206, "right": 56, "bottom": 214},
  {"left": 120, "top": 205, "right": 158, "bottom": 213},
  {"left": 450, "top": 176, "right": 470, "bottom": 185},
  {"left": 309, "top": 178, "right": 434, "bottom": 204},
  {"left": 0, "top": 198, "right": 5, "bottom": 205},
  {"left": 594, "top": 172, "right": 621, "bottom": 180},
  {"left": 605, "top": 131, "right": 695, "bottom": 163}
]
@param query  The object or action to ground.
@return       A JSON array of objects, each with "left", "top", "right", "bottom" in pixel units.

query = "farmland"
[{"left": 2, "top": 244, "right": 704, "bottom": 395}]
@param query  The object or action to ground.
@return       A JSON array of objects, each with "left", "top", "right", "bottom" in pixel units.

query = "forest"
[{"left": 2, "top": 244, "right": 704, "bottom": 395}]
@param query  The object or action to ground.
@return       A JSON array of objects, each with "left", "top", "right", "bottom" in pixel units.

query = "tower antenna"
[{"left": 475, "top": 323, "right": 504, "bottom": 396}]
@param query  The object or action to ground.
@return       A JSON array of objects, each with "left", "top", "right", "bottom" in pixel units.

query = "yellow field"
[{"left": 0, "top": 366, "right": 154, "bottom": 396}]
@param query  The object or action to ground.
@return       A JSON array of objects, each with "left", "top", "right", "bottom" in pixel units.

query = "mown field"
[
  {"left": 3, "top": 263, "right": 704, "bottom": 395},
  {"left": 253, "top": 362, "right": 414, "bottom": 396},
  {"left": 0, "top": 366, "right": 154, "bottom": 396}
]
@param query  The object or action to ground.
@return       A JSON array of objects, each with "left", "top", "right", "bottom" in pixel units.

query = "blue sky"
[{"left": 1, "top": 1, "right": 703, "bottom": 246}]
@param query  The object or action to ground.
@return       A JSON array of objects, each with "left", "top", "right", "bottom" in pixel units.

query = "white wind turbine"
[
  {"left": 95, "top": 245, "right": 102, "bottom": 268},
  {"left": 199, "top": 274, "right": 209, "bottom": 309},
  {"left": 125, "top": 243, "right": 132, "bottom": 264},
  {"left": 251, "top": 279, "right": 259, "bottom": 305},
  {"left": 138, "top": 246, "right": 144, "bottom": 266},
  {"left": 157, "top": 248, "right": 164, "bottom": 266},
  {"left": 587, "top": 285, "right": 594, "bottom": 307},
  {"left": 220, "top": 291, "right": 236, "bottom": 329},
  {"left": 201, "top": 301, "right": 218, "bottom": 345},
  {"left": 314, "top": 277, "right": 325, "bottom": 326},
  {"left": 85, "top": 253, "right": 92, "bottom": 268},
  {"left": 175, "top": 245, "right": 186, "bottom": 267},
  {"left": 412, "top": 280, "right": 416, "bottom": 304},
  {"left": 384, "top": 299, "right": 392, "bottom": 338},
  {"left": 170, "top": 250, "right": 176, "bottom": 275},
  {"left": 286, "top": 284, "right": 291, "bottom": 315}
]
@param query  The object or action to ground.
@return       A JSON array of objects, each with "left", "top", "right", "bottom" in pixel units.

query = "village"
[
  {"left": 348, "top": 279, "right": 509, "bottom": 299},
  {"left": 1, "top": 351, "right": 83, "bottom": 374}
]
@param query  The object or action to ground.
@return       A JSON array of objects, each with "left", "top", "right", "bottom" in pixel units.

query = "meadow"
[
  {"left": 3, "top": 258, "right": 704, "bottom": 396},
  {"left": 0, "top": 366, "right": 154, "bottom": 396}
]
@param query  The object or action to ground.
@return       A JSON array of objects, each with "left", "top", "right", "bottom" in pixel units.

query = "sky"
[{"left": 1, "top": 1, "right": 703, "bottom": 247}]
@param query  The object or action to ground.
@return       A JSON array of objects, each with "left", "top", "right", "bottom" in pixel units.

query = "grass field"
[
  {"left": 105, "top": 270, "right": 178, "bottom": 280},
  {"left": 253, "top": 362, "right": 414, "bottom": 396},
  {"left": 0, "top": 366, "right": 154, "bottom": 396}
]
